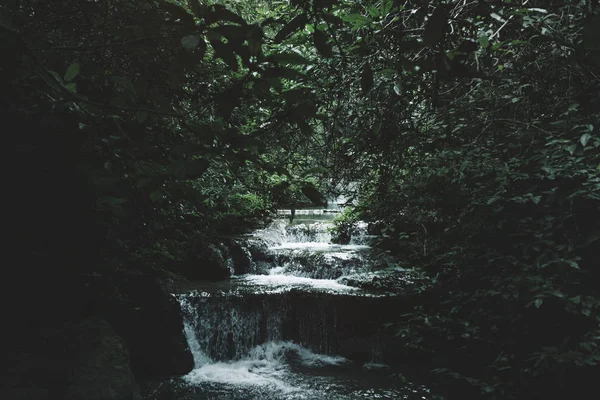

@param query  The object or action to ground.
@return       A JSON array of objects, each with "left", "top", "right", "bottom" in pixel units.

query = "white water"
[
  {"left": 245, "top": 274, "right": 358, "bottom": 291},
  {"left": 176, "top": 213, "right": 430, "bottom": 399},
  {"left": 184, "top": 341, "right": 347, "bottom": 395}
]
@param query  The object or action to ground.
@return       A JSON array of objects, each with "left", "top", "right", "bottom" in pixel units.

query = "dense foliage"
[{"left": 3, "top": 0, "right": 599, "bottom": 399}]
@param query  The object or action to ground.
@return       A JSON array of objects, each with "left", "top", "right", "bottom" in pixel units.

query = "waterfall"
[{"left": 171, "top": 211, "right": 431, "bottom": 399}]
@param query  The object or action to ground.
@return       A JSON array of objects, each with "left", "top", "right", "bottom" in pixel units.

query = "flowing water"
[{"left": 172, "top": 211, "right": 430, "bottom": 400}]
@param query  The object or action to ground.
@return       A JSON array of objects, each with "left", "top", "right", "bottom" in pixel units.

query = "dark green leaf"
[
  {"left": 381, "top": 0, "right": 393, "bottom": 15},
  {"left": 64, "top": 62, "right": 80, "bottom": 82},
  {"left": 580, "top": 133, "right": 592, "bottom": 147},
  {"left": 274, "top": 14, "right": 308, "bottom": 43},
  {"left": 341, "top": 13, "right": 372, "bottom": 28},
  {"left": 301, "top": 183, "right": 326, "bottom": 205},
  {"left": 313, "top": 29, "right": 333, "bottom": 57}
]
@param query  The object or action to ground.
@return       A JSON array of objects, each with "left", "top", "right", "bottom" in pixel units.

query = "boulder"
[
  {"left": 93, "top": 272, "right": 194, "bottom": 379},
  {"left": 183, "top": 244, "right": 231, "bottom": 281},
  {"left": 223, "top": 239, "right": 253, "bottom": 275},
  {"left": 246, "top": 238, "right": 270, "bottom": 262},
  {"left": 65, "top": 317, "right": 140, "bottom": 400}
]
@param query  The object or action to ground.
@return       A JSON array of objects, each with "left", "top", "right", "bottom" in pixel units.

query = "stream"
[{"left": 172, "top": 210, "right": 431, "bottom": 399}]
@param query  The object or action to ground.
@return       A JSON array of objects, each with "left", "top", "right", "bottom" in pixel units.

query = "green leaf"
[
  {"left": 366, "top": 5, "right": 380, "bottom": 17},
  {"left": 361, "top": 62, "right": 373, "bottom": 95},
  {"left": 64, "top": 62, "right": 80, "bottom": 82},
  {"left": 313, "top": 29, "right": 333, "bottom": 58},
  {"left": 301, "top": 183, "right": 326, "bottom": 205},
  {"left": 341, "top": 13, "right": 372, "bottom": 28},
  {"left": 49, "top": 70, "right": 62, "bottom": 82},
  {"left": 580, "top": 133, "right": 592, "bottom": 147},
  {"left": 65, "top": 83, "right": 76, "bottom": 93},
  {"left": 381, "top": 0, "right": 393, "bottom": 15},
  {"left": 274, "top": 14, "right": 308, "bottom": 43}
]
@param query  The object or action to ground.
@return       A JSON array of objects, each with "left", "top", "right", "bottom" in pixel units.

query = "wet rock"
[
  {"left": 246, "top": 238, "right": 270, "bottom": 262},
  {"left": 223, "top": 239, "right": 252, "bottom": 275},
  {"left": 367, "top": 221, "right": 385, "bottom": 235},
  {"left": 94, "top": 272, "right": 194, "bottom": 379},
  {"left": 338, "top": 268, "right": 425, "bottom": 292},
  {"left": 183, "top": 244, "right": 231, "bottom": 281},
  {"left": 65, "top": 317, "right": 140, "bottom": 400}
]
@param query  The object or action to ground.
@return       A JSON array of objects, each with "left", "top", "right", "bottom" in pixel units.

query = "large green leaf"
[
  {"left": 301, "top": 183, "right": 326, "bottom": 205},
  {"left": 274, "top": 14, "right": 308, "bottom": 43}
]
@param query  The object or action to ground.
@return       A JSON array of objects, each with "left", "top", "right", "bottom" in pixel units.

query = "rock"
[
  {"left": 223, "top": 239, "right": 252, "bottom": 275},
  {"left": 65, "top": 317, "right": 140, "bottom": 400},
  {"left": 246, "top": 238, "right": 270, "bottom": 262},
  {"left": 139, "top": 379, "right": 197, "bottom": 400},
  {"left": 94, "top": 272, "right": 194, "bottom": 379},
  {"left": 338, "top": 268, "right": 426, "bottom": 292},
  {"left": 183, "top": 244, "right": 231, "bottom": 281}
]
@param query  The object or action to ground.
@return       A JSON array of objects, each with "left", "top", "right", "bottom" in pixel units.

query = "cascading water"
[{"left": 171, "top": 211, "right": 430, "bottom": 399}]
